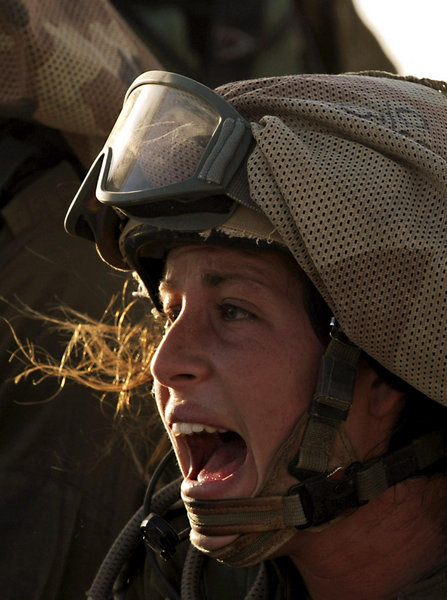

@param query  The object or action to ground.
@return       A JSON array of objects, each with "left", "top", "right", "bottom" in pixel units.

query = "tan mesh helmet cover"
[{"left": 217, "top": 73, "right": 447, "bottom": 406}]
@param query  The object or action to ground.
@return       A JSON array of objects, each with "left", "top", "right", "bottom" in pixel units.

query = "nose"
[{"left": 150, "top": 309, "right": 211, "bottom": 388}]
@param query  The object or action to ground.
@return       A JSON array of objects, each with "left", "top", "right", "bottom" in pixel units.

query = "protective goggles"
[{"left": 65, "top": 71, "right": 254, "bottom": 268}]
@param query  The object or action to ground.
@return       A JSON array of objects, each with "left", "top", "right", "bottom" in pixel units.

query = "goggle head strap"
[{"left": 65, "top": 154, "right": 129, "bottom": 270}]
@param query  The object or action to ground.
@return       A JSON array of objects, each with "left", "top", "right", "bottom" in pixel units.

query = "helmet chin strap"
[{"left": 182, "top": 321, "right": 447, "bottom": 567}]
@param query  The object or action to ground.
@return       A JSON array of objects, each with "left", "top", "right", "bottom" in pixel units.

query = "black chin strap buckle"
[
  {"left": 141, "top": 513, "right": 182, "bottom": 560},
  {"left": 289, "top": 462, "right": 365, "bottom": 529}
]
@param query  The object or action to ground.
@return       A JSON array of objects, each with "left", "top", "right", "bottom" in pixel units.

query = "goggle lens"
[{"left": 105, "top": 84, "right": 221, "bottom": 193}]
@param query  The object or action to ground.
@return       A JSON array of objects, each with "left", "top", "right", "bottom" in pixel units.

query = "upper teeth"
[{"left": 172, "top": 422, "right": 227, "bottom": 436}]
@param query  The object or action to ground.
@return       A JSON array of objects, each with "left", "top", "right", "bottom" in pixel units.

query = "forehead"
[{"left": 160, "top": 244, "right": 304, "bottom": 295}]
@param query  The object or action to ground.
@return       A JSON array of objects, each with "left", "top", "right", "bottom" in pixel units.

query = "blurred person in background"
[
  {"left": 0, "top": 1, "right": 160, "bottom": 597},
  {"left": 110, "top": 0, "right": 395, "bottom": 86}
]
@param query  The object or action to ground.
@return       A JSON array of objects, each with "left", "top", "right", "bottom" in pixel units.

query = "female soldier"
[{"left": 65, "top": 70, "right": 447, "bottom": 599}]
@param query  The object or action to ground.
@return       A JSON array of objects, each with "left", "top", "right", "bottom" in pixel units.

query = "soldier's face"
[{"left": 150, "top": 245, "right": 325, "bottom": 549}]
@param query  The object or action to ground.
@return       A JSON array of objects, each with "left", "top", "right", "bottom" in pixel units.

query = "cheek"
[
  {"left": 152, "top": 380, "right": 169, "bottom": 424},
  {"left": 232, "top": 334, "right": 322, "bottom": 445}
]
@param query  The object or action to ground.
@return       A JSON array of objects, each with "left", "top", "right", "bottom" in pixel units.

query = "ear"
[
  {"left": 354, "top": 357, "right": 406, "bottom": 420},
  {"left": 348, "top": 360, "right": 407, "bottom": 460},
  {"left": 368, "top": 377, "right": 406, "bottom": 420}
]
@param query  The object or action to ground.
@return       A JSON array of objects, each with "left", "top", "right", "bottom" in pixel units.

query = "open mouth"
[{"left": 173, "top": 423, "right": 247, "bottom": 484}]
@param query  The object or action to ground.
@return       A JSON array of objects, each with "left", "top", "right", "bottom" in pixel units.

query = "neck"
[{"left": 286, "top": 475, "right": 447, "bottom": 600}]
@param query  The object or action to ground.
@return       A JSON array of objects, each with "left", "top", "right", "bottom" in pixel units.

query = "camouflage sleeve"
[{"left": 0, "top": 0, "right": 162, "bottom": 164}]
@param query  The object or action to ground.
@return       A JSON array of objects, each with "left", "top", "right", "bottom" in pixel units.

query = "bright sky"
[{"left": 353, "top": 0, "right": 447, "bottom": 81}]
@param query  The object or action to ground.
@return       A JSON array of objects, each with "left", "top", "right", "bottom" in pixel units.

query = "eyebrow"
[{"left": 159, "top": 269, "right": 268, "bottom": 296}]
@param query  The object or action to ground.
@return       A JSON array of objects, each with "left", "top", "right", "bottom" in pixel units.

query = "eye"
[
  {"left": 163, "top": 305, "right": 181, "bottom": 328},
  {"left": 220, "top": 303, "right": 254, "bottom": 321}
]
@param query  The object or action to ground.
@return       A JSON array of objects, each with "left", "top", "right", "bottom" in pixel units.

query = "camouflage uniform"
[{"left": 98, "top": 488, "right": 447, "bottom": 599}]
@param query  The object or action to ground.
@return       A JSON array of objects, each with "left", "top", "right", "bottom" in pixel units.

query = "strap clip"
[{"left": 140, "top": 513, "right": 181, "bottom": 560}]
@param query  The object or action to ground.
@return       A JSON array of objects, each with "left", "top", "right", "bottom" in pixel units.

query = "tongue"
[{"left": 197, "top": 438, "right": 246, "bottom": 483}]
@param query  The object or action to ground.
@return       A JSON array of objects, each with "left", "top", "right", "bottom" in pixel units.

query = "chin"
[{"left": 190, "top": 529, "right": 239, "bottom": 553}]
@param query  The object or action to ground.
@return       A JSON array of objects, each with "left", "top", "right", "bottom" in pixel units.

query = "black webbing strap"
[
  {"left": 356, "top": 431, "right": 446, "bottom": 502},
  {"left": 290, "top": 430, "right": 447, "bottom": 528}
]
